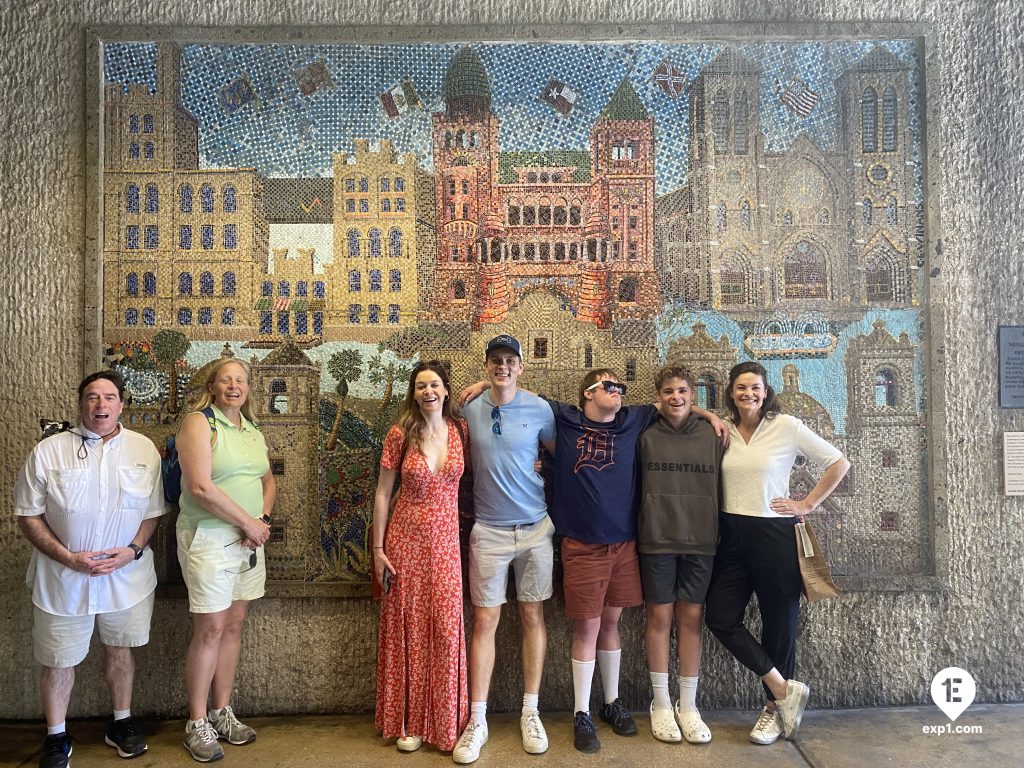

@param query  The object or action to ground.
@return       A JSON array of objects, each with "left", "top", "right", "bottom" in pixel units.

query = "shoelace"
[
  {"left": 574, "top": 714, "right": 595, "bottom": 733},
  {"left": 606, "top": 701, "right": 628, "bottom": 725},
  {"left": 459, "top": 722, "right": 483, "bottom": 745},
  {"left": 524, "top": 712, "right": 543, "bottom": 738},
  {"left": 220, "top": 707, "right": 243, "bottom": 730},
  {"left": 753, "top": 709, "right": 776, "bottom": 732},
  {"left": 195, "top": 720, "right": 219, "bottom": 745}
]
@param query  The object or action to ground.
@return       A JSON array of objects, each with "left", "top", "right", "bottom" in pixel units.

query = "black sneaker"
[
  {"left": 39, "top": 732, "right": 72, "bottom": 768},
  {"left": 104, "top": 716, "right": 148, "bottom": 758},
  {"left": 599, "top": 698, "right": 638, "bottom": 736},
  {"left": 573, "top": 711, "right": 601, "bottom": 753}
]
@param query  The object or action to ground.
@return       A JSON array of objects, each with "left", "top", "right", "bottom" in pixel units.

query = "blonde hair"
[{"left": 193, "top": 358, "right": 256, "bottom": 422}]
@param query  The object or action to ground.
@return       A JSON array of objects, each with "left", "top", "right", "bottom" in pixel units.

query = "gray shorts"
[
  {"left": 32, "top": 592, "right": 155, "bottom": 668},
  {"left": 468, "top": 516, "right": 554, "bottom": 607},
  {"left": 639, "top": 552, "right": 715, "bottom": 605}
]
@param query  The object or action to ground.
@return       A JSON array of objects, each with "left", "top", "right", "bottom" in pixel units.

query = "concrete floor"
[{"left": 2, "top": 704, "right": 1019, "bottom": 768}]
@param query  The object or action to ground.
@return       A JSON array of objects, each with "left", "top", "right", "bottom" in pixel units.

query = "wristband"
[{"left": 128, "top": 543, "right": 145, "bottom": 561}]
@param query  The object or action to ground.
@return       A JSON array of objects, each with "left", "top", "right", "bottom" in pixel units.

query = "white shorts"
[
  {"left": 468, "top": 516, "right": 554, "bottom": 607},
  {"left": 177, "top": 526, "right": 266, "bottom": 613},
  {"left": 33, "top": 591, "right": 155, "bottom": 668}
]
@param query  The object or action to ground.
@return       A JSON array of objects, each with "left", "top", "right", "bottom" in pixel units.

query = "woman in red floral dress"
[{"left": 371, "top": 360, "right": 469, "bottom": 753}]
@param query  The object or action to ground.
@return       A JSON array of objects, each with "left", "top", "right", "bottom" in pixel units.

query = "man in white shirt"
[{"left": 14, "top": 371, "right": 166, "bottom": 768}]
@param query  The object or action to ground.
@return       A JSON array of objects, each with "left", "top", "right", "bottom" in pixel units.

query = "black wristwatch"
[{"left": 128, "top": 543, "right": 145, "bottom": 561}]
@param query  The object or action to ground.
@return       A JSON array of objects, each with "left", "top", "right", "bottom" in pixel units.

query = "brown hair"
[
  {"left": 396, "top": 360, "right": 458, "bottom": 452},
  {"left": 724, "top": 361, "right": 781, "bottom": 424},
  {"left": 654, "top": 364, "right": 695, "bottom": 392},
  {"left": 194, "top": 358, "right": 256, "bottom": 422},
  {"left": 578, "top": 368, "right": 618, "bottom": 409}
]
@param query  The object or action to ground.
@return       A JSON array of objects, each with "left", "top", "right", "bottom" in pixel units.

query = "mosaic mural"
[{"left": 98, "top": 37, "right": 931, "bottom": 590}]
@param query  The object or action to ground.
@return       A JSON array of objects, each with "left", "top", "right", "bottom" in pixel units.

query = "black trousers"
[{"left": 704, "top": 513, "right": 802, "bottom": 699}]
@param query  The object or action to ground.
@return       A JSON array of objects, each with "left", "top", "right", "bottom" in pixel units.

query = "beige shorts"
[
  {"left": 177, "top": 526, "right": 266, "bottom": 613},
  {"left": 468, "top": 516, "right": 554, "bottom": 607},
  {"left": 33, "top": 591, "right": 155, "bottom": 668}
]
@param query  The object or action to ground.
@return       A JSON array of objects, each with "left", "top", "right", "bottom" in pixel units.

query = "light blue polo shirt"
[{"left": 462, "top": 390, "right": 556, "bottom": 527}]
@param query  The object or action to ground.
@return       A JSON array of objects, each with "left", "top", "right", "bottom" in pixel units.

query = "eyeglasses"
[
  {"left": 491, "top": 406, "right": 501, "bottom": 435},
  {"left": 585, "top": 380, "right": 627, "bottom": 396},
  {"left": 225, "top": 539, "right": 257, "bottom": 574}
]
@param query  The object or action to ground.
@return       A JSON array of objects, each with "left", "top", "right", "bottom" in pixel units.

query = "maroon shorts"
[{"left": 560, "top": 537, "right": 643, "bottom": 620}]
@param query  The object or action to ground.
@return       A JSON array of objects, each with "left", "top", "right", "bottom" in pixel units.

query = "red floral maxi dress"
[{"left": 374, "top": 420, "right": 469, "bottom": 751}]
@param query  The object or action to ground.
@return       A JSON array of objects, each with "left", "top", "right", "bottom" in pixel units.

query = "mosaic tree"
[
  {"left": 152, "top": 329, "right": 190, "bottom": 415},
  {"left": 325, "top": 348, "right": 363, "bottom": 451}
]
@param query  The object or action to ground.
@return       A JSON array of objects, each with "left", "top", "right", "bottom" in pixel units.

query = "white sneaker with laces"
[
  {"left": 748, "top": 706, "right": 783, "bottom": 745},
  {"left": 452, "top": 720, "right": 488, "bottom": 764},
  {"left": 520, "top": 709, "right": 548, "bottom": 754},
  {"left": 649, "top": 702, "right": 681, "bottom": 743},
  {"left": 776, "top": 679, "right": 810, "bottom": 739}
]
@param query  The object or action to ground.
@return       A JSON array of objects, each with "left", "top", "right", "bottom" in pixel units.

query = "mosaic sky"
[{"left": 104, "top": 39, "right": 921, "bottom": 194}]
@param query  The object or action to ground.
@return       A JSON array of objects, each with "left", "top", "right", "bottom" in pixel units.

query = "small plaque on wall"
[
  {"left": 998, "top": 326, "right": 1024, "bottom": 407},
  {"left": 1004, "top": 432, "right": 1024, "bottom": 495}
]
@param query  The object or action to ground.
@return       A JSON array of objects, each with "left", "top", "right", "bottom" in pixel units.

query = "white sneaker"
[
  {"left": 776, "top": 679, "right": 810, "bottom": 739},
  {"left": 520, "top": 709, "right": 548, "bottom": 754},
  {"left": 649, "top": 702, "right": 681, "bottom": 743},
  {"left": 452, "top": 720, "right": 488, "bottom": 764},
  {"left": 397, "top": 735, "right": 422, "bottom": 752},
  {"left": 674, "top": 702, "right": 712, "bottom": 744},
  {"left": 748, "top": 706, "right": 783, "bottom": 745}
]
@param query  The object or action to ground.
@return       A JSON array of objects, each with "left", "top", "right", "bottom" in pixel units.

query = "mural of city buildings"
[{"left": 99, "top": 38, "right": 930, "bottom": 589}]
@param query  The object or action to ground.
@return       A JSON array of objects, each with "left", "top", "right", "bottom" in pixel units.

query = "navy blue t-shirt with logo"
[{"left": 546, "top": 399, "right": 656, "bottom": 545}]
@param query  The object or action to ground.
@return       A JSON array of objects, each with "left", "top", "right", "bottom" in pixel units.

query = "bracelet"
[{"left": 373, "top": 546, "right": 384, "bottom": 549}]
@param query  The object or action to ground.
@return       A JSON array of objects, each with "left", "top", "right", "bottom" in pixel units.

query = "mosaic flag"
[
  {"left": 379, "top": 79, "right": 420, "bottom": 118},
  {"left": 541, "top": 78, "right": 579, "bottom": 116},
  {"left": 218, "top": 75, "right": 258, "bottom": 116},
  {"left": 294, "top": 59, "right": 335, "bottom": 96},
  {"left": 652, "top": 60, "right": 687, "bottom": 98},
  {"left": 779, "top": 78, "right": 820, "bottom": 118}
]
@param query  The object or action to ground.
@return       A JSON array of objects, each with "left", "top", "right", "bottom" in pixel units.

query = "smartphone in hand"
[{"left": 382, "top": 569, "right": 393, "bottom": 593}]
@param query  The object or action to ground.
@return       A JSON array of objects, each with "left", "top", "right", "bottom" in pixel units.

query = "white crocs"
[
  {"left": 649, "top": 702, "right": 681, "bottom": 743},
  {"left": 675, "top": 702, "right": 712, "bottom": 744}
]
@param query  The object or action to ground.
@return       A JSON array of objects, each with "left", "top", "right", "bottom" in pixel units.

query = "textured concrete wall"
[{"left": 1, "top": 1, "right": 1022, "bottom": 719}]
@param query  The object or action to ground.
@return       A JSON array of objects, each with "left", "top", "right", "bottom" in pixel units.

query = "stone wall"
[{"left": 2, "top": 0, "right": 1022, "bottom": 718}]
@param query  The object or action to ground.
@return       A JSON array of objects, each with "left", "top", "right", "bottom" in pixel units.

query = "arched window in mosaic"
[
  {"left": 142, "top": 307, "right": 155, "bottom": 326},
  {"left": 395, "top": 177, "right": 405, "bottom": 192},
  {"left": 348, "top": 304, "right": 361, "bottom": 324},
  {"left": 314, "top": 281, "right": 325, "bottom": 298},
  {"left": 349, "top": 271, "right": 361, "bottom": 292},
  {"left": 259, "top": 311, "right": 272, "bottom": 334},
  {"left": 269, "top": 379, "right": 288, "bottom": 414},
  {"left": 865, "top": 249, "right": 897, "bottom": 302},
  {"left": 221, "top": 307, "right": 234, "bottom": 325},
  {"left": 262, "top": 280, "right": 273, "bottom": 296},
  {"left": 569, "top": 201, "right": 582, "bottom": 226},
  {"left": 198, "top": 307, "right": 212, "bottom": 325},
  {"left": 783, "top": 210, "right": 793, "bottom": 226},
  {"left": 553, "top": 197, "right": 568, "bottom": 226},
  {"left": 861, "top": 87, "right": 878, "bottom": 153},
  {"left": 347, "top": 228, "right": 360, "bottom": 257},
  {"left": 200, "top": 271, "right": 214, "bottom": 296},
  {"left": 143, "top": 272, "right": 156, "bottom": 296},
  {"left": 388, "top": 304, "right": 400, "bottom": 324},
  {"left": 783, "top": 240, "right": 827, "bottom": 299},
  {"left": 223, "top": 185, "right": 237, "bottom": 213},
  {"left": 180, "top": 184, "right": 193, "bottom": 213},
  {"left": 369, "top": 270, "right": 382, "bottom": 292},
  {"left": 126, "top": 225, "right": 139, "bottom": 249},
  {"left": 145, "top": 184, "right": 158, "bottom": 213},
  {"left": 389, "top": 269, "right": 401, "bottom": 291},
  {"left": 178, "top": 307, "right": 192, "bottom": 325},
  {"left": 389, "top": 228, "right": 402, "bottom": 258},
  {"left": 179, "top": 225, "right": 192, "bottom": 249},
  {"left": 144, "top": 226, "right": 159, "bottom": 249},
  {"left": 874, "top": 368, "right": 898, "bottom": 407},
  {"left": 719, "top": 254, "right": 750, "bottom": 306},
  {"left": 379, "top": 177, "right": 390, "bottom": 193},
  {"left": 733, "top": 91, "right": 749, "bottom": 155},
  {"left": 713, "top": 91, "right": 731, "bottom": 154},
  {"left": 695, "top": 372, "right": 719, "bottom": 410},
  {"left": 886, "top": 196, "right": 898, "bottom": 226},
  {"left": 862, "top": 198, "right": 873, "bottom": 225},
  {"left": 359, "top": 177, "right": 368, "bottom": 193},
  {"left": 617, "top": 277, "right": 638, "bottom": 303},
  {"left": 452, "top": 280, "right": 466, "bottom": 300},
  {"left": 129, "top": 142, "right": 140, "bottom": 159},
  {"left": 296, "top": 281, "right": 307, "bottom": 297},
  {"left": 819, "top": 208, "right": 830, "bottom": 225},
  {"left": 368, "top": 304, "right": 381, "bottom": 324},
  {"left": 143, "top": 142, "right": 154, "bottom": 159},
  {"left": 201, "top": 184, "right": 214, "bottom": 213},
  {"left": 143, "top": 114, "right": 154, "bottom": 133},
  {"left": 584, "top": 342, "right": 593, "bottom": 368},
  {"left": 178, "top": 272, "right": 193, "bottom": 296},
  {"left": 539, "top": 196, "right": 552, "bottom": 226},
  {"left": 128, "top": 114, "right": 139, "bottom": 133},
  {"left": 201, "top": 224, "right": 213, "bottom": 249},
  {"left": 345, "top": 177, "right": 355, "bottom": 193},
  {"left": 125, "top": 308, "right": 138, "bottom": 326},
  {"left": 222, "top": 271, "right": 236, "bottom": 296},
  {"left": 740, "top": 200, "right": 751, "bottom": 230},
  {"left": 279, "top": 280, "right": 290, "bottom": 297},
  {"left": 126, "top": 184, "right": 139, "bottom": 213},
  {"left": 369, "top": 228, "right": 382, "bottom": 257},
  {"left": 882, "top": 86, "right": 898, "bottom": 152},
  {"left": 508, "top": 201, "right": 521, "bottom": 225},
  {"left": 126, "top": 272, "right": 139, "bottom": 297}
]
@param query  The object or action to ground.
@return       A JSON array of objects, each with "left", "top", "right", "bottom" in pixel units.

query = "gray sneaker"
[
  {"left": 183, "top": 718, "right": 224, "bottom": 763},
  {"left": 210, "top": 705, "right": 256, "bottom": 745}
]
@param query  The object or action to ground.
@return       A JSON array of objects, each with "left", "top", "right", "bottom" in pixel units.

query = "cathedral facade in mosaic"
[{"left": 98, "top": 37, "right": 931, "bottom": 590}]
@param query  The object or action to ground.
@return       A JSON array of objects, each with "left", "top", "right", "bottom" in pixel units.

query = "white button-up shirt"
[{"left": 13, "top": 425, "right": 167, "bottom": 616}]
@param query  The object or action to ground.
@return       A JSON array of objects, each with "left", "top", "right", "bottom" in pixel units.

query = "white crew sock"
[
  {"left": 678, "top": 675, "right": 699, "bottom": 713},
  {"left": 650, "top": 671, "right": 672, "bottom": 710},
  {"left": 113, "top": 708, "right": 131, "bottom": 721},
  {"left": 522, "top": 692, "right": 539, "bottom": 716},
  {"left": 597, "top": 648, "right": 622, "bottom": 704},
  {"left": 572, "top": 658, "right": 596, "bottom": 713},
  {"left": 470, "top": 701, "right": 488, "bottom": 727},
  {"left": 47, "top": 722, "right": 66, "bottom": 736}
]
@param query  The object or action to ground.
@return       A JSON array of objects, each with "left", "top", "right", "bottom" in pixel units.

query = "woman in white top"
[{"left": 704, "top": 362, "right": 849, "bottom": 746}]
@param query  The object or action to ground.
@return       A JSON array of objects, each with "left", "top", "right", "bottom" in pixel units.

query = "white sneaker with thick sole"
[
  {"left": 452, "top": 720, "right": 488, "bottom": 764},
  {"left": 776, "top": 679, "right": 810, "bottom": 739},
  {"left": 674, "top": 703, "right": 712, "bottom": 744},
  {"left": 748, "top": 706, "right": 783, "bottom": 745},
  {"left": 520, "top": 709, "right": 548, "bottom": 754},
  {"left": 397, "top": 735, "right": 422, "bottom": 752},
  {"left": 649, "top": 702, "right": 681, "bottom": 743}
]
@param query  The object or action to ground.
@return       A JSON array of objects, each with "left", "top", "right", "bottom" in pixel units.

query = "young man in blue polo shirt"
[{"left": 453, "top": 335, "right": 557, "bottom": 765}]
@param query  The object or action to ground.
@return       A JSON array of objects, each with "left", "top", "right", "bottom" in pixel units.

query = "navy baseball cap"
[{"left": 484, "top": 334, "right": 522, "bottom": 359}]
